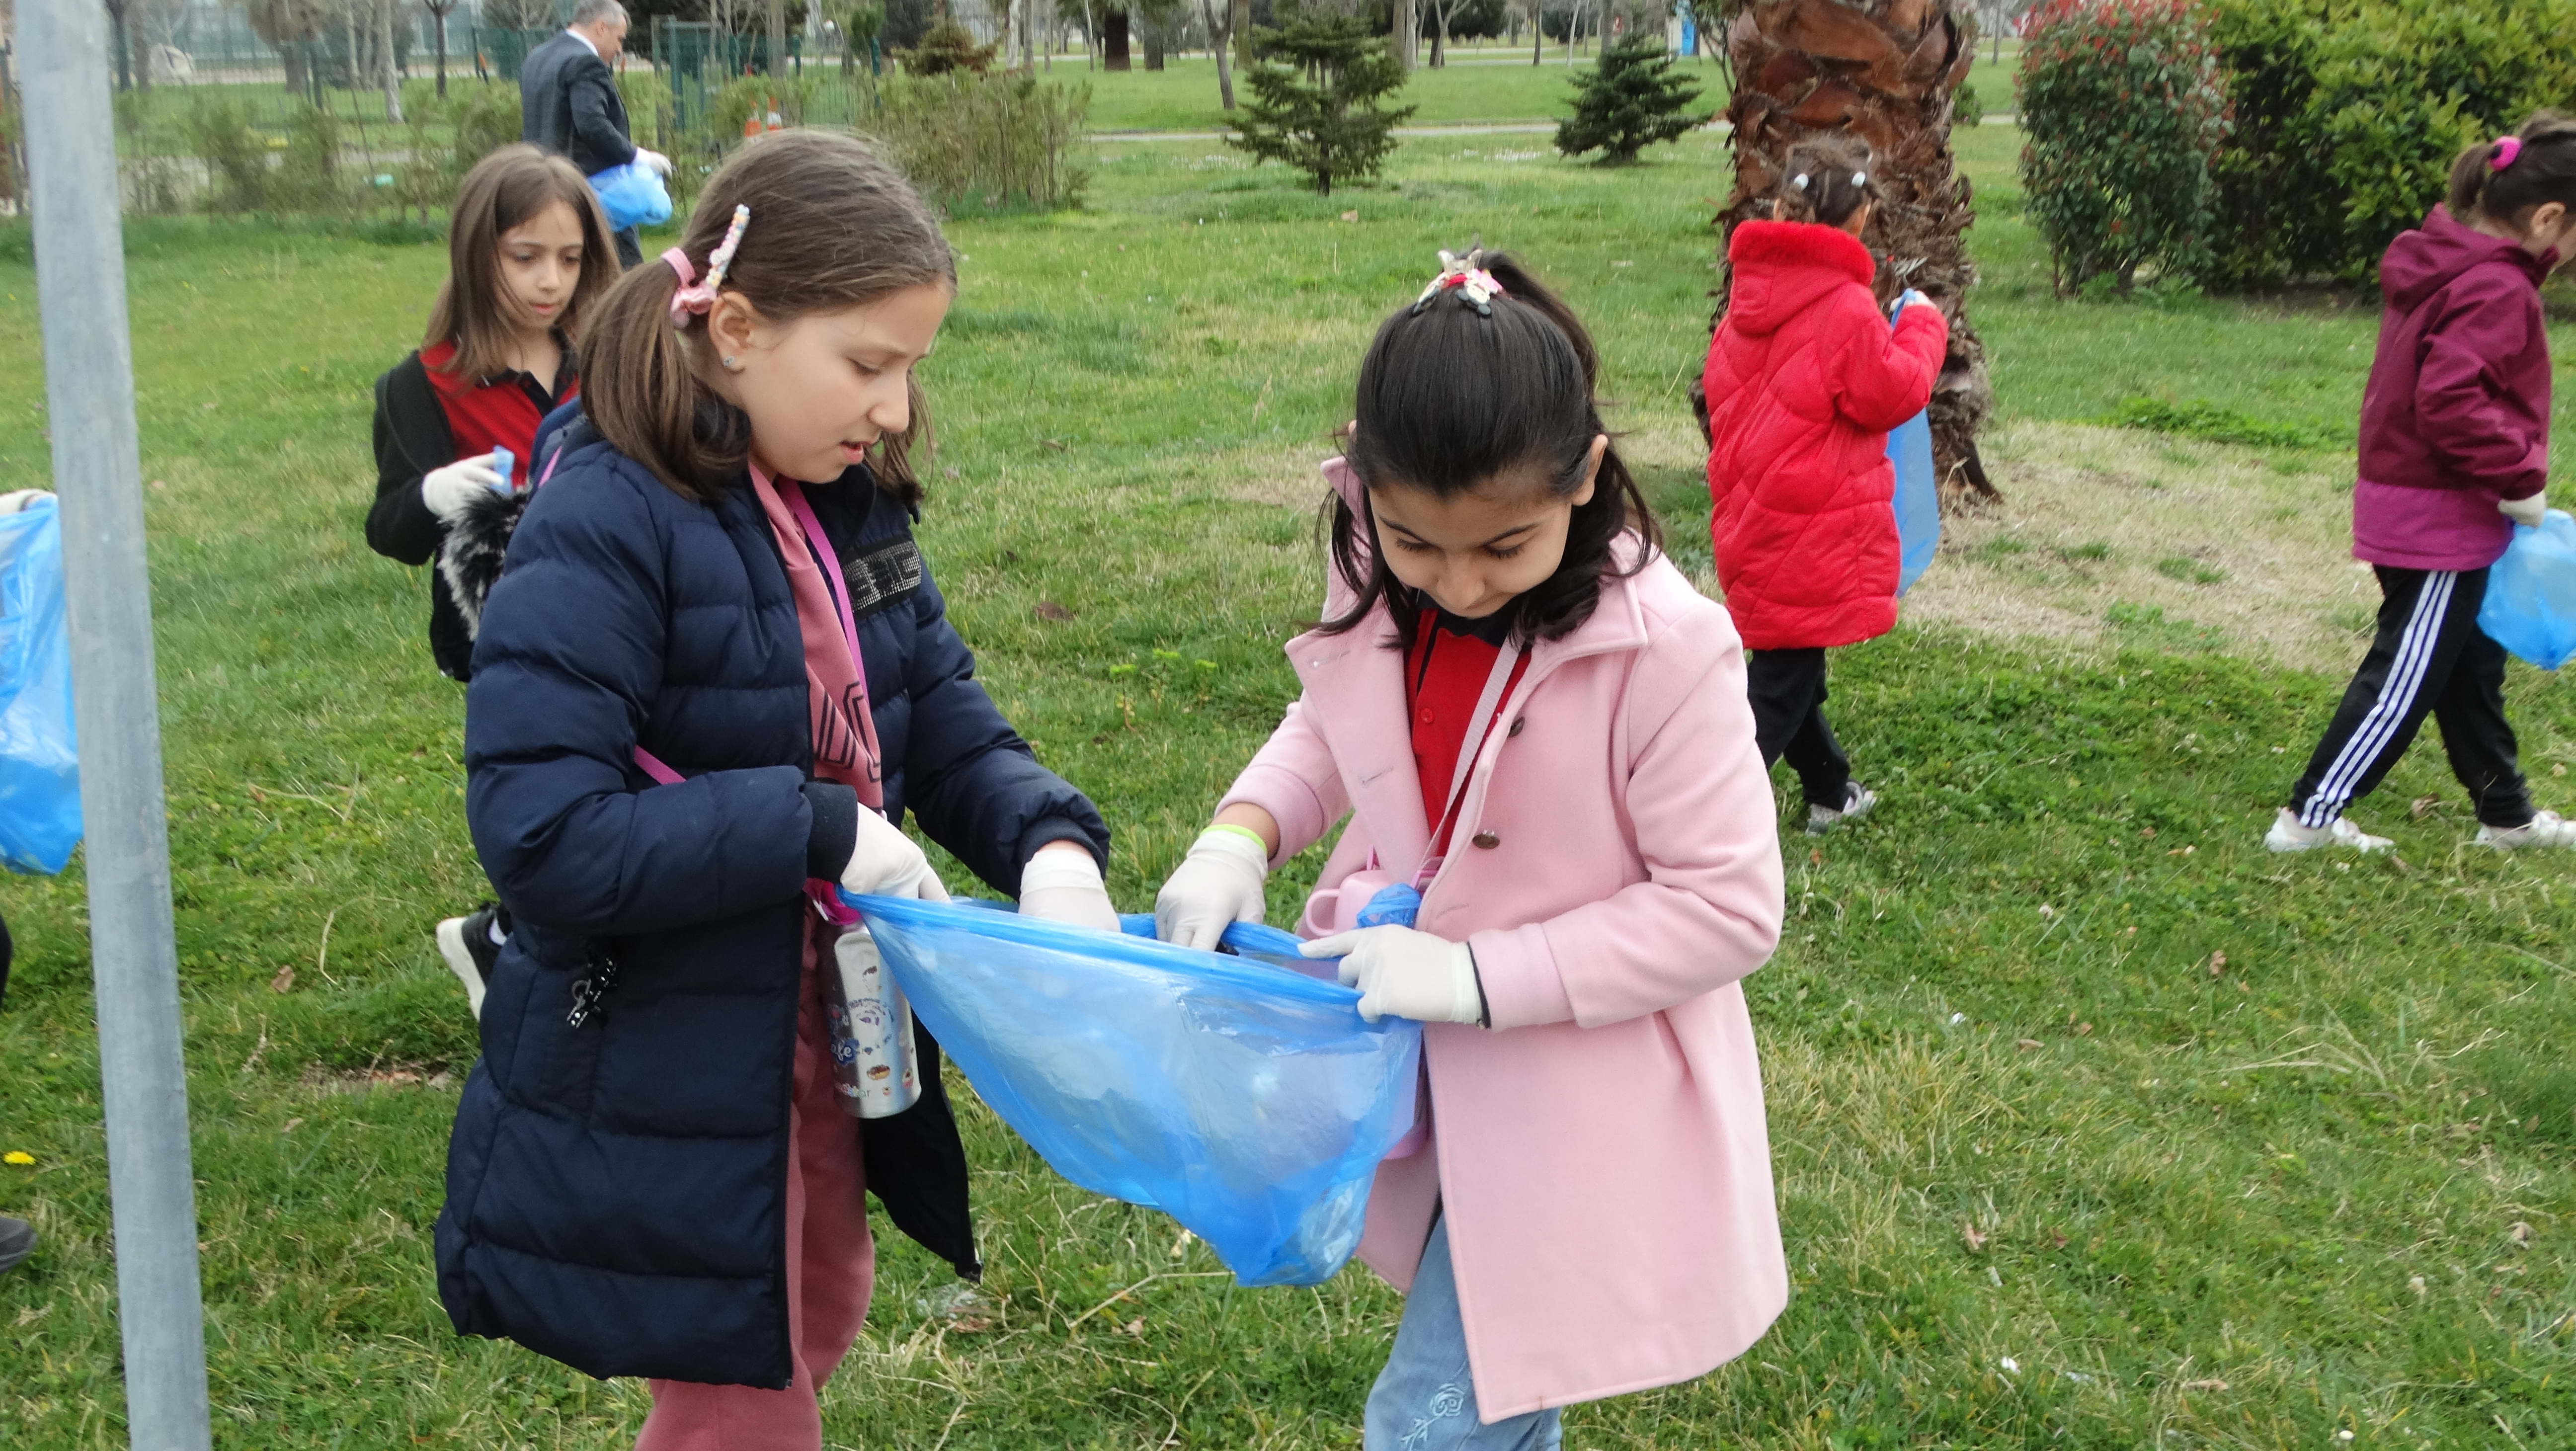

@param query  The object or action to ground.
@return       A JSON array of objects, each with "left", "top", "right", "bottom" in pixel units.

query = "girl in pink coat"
[{"left": 1155, "top": 251, "right": 1788, "bottom": 1447}]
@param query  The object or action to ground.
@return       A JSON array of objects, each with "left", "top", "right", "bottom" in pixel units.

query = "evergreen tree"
[
  {"left": 1228, "top": 14, "right": 1416, "bottom": 195},
  {"left": 1554, "top": 33, "right": 1706, "bottom": 165}
]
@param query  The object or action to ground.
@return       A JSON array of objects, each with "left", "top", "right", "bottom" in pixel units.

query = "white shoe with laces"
[
  {"left": 2265, "top": 808, "right": 2391, "bottom": 853},
  {"left": 2475, "top": 810, "right": 2576, "bottom": 848},
  {"left": 1806, "top": 783, "right": 1877, "bottom": 835}
]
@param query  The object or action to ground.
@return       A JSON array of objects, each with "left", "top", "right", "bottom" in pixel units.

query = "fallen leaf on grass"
[
  {"left": 1035, "top": 601, "right": 1076, "bottom": 622},
  {"left": 2410, "top": 794, "right": 2442, "bottom": 820},
  {"left": 270, "top": 964, "right": 295, "bottom": 993},
  {"left": 1340, "top": 210, "right": 1360, "bottom": 223},
  {"left": 1960, "top": 1223, "right": 1988, "bottom": 1251},
  {"left": 2046, "top": 1227, "right": 2069, "bottom": 1249},
  {"left": 2180, "top": 1378, "right": 2229, "bottom": 1391},
  {"left": 2207, "top": 951, "right": 2228, "bottom": 978},
  {"left": 2016, "top": 1038, "right": 2044, "bottom": 1050},
  {"left": 2167, "top": 844, "right": 2195, "bottom": 856},
  {"left": 1038, "top": 437, "right": 1070, "bottom": 452},
  {"left": 2512, "top": 1221, "right": 2534, "bottom": 1246}
]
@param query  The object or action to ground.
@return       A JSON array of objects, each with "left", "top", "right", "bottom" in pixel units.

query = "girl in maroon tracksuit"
[
  {"left": 365, "top": 144, "right": 617, "bottom": 1010},
  {"left": 1702, "top": 135, "right": 1947, "bottom": 833},
  {"left": 2273, "top": 114, "right": 2576, "bottom": 853}
]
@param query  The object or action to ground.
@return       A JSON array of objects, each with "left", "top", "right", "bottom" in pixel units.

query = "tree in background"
[
  {"left": 1228, "top": 12, "right": 1413, "bottom": 193},
  {"left": 423, "top": 0, "right": 466, "bottom": 96},
  {"left": 1712, "top": 0, "right": 1994, "bottom": 502},
  {"left": 245, "top": 0, "right": 328, "bottom": 97},
  {"left": 1555, "top": 31, "right": 1704, "bottom": 162},
  {"left": 905, "top": 8, "right": 1001, "bottom": 71},
  {"left": 831, "top": 0, "right": 886, "bottom": 73},
  {"left": 1198, "top": 0, "right": 1239, "bottom": 106}
]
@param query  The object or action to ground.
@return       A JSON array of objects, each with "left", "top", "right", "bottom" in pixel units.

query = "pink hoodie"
[{"left": 2352, "top": 206, "right": 2558, "bottom": 571}]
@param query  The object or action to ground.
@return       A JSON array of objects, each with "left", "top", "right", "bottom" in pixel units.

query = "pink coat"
[{"left": 1216, "top": 462, "right": 1789, "bottom": 1419}]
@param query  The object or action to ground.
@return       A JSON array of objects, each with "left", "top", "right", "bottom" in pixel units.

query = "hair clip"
[
  {"left": 2492, "top": 137, "right": 2524, "bottom": 171},
  {"left": 1411, "top": 248, "right": 1506, "bottom": 317},
  {"left": 665, "top": 204, "right": 753, "bottom": 329},
  {"left": 1791, "top": 173, "right": 1810, "bottom": 190},
  {"left": 1852, "top": 171, "right": 1868, "bottom": 187}
]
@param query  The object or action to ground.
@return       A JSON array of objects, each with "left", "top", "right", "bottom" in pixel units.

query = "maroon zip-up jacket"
[{"left": 2353, "top": 206, "right": 2558, "bottom": 572}]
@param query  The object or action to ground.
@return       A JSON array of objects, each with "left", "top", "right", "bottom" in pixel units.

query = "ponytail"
[
  {"left": 582, "top": 254, "right": 752, "bottom": 505},
  {"left": 582, "top": 131, "right": 955, "bottom": 508},
  {"left": 2447, "top": 111, "right": 2576, "bottom": 230}
]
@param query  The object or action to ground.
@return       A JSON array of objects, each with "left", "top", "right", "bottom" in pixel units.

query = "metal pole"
[{"left": 19, "top": 1, "right": 215, "bottom": 1449}]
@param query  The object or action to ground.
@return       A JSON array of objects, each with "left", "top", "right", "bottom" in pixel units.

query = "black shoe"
[
  {"left": 435, "top": 903, "right": 508, "bottom": 1020},
  {"left": 0, "top": 1215, "right": 35, "bottom": 1275}
]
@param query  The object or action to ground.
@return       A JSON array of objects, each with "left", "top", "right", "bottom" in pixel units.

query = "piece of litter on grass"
[
  {"left": 2017, "top": 1038, "right": 2043, "bottom": 1050},
  {"left": 2511, "top": 1221, "right": 2534, "bottom": 1246},
  {"left": 2411, "top": 1275, "right": 2427, "bottom": 1296},
  {"left": 1961, "top": 1222, "right": 1988, "bottom": 1251},
  {"left": 2180, "top": 1377, "right": 2229, "bottom": 1391},
  {"left": 1998, "top": 1355, "right": 2018, "bottom": 1372},
  {"left": 2337, "top": 1432, "right": 2354, "bottom": 1443},
  {"left": 1949, "top": 1012, "right": 1966, "bottom": 1026}
]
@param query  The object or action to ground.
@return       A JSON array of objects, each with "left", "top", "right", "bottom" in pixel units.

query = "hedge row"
[{"left": 2020, "top": 0, "right": 2576, "bottom": 292}]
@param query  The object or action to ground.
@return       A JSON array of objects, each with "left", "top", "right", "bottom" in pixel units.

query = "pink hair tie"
[
  {"left": 2492, "top": 137, "right": 2524, "bottom": 171},
  {"left": 664, "top": 204, "right": 752, "bottom": 329}
]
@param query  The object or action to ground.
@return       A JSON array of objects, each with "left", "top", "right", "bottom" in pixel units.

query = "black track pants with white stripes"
[{"left": 2287, "top": 564, "right": 2533, "bottom": 830}]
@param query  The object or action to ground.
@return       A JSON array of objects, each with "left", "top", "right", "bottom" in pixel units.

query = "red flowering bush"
[{"left": 2017, "top": 0, "right": 2231, "bottom": 293}]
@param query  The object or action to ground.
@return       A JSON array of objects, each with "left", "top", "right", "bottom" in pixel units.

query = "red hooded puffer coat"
[{"left": 1702, "top": 220, "right": 1948, "bottom": 650}]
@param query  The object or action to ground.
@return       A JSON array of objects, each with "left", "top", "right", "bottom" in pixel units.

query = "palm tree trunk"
[{"left": 1710, "top": 0, "right": 1996, "bottom": 501}]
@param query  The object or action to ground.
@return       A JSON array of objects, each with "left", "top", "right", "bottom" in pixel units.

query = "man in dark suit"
[{"left": 519, "top": 0, "right": 669, "bottom": 268}]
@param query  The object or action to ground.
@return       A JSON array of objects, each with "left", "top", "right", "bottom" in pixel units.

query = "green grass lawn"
[{"left": 4, "top": 127, "right": 2576, "bottom": 1448}]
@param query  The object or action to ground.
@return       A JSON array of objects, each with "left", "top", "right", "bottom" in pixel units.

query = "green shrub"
[
  {"left": 1553, "top": 33, "right": 1705, "bottom": 165},
  {"left": 1229, "top": 14, "right": 1414, "bottom": 195},
  {"left": 2310, "top": 0, "right": 2576, "bottom": 274},
  {"left": 276, "top": 103, "right": 351, "bottom": 217},
  {"left": 1953, "top": 77, "right": 1983, "bottom": 128},
  {"left": 2017, "top": 0, "right": 2230, "bottom": 293},
  {"left": 866, "top": 72, "right": 1091, "bottom": 213},
  {"left": 188, "top": 96, "right": 274, "bottom": 215},
  {"left": 2205, "top": 0, "right": 2576, "bottom": 287}
]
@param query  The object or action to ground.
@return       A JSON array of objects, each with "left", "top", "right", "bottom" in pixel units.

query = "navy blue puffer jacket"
[{"left": 435, "top": 421, "right": 1107, "bottom": 1387}]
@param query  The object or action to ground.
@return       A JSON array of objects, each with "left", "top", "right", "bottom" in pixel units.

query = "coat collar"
[{"left": 1284, "top": 548, "right": 1653, "bottom": 878}]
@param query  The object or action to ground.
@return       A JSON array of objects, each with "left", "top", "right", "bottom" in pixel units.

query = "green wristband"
[{"left": 1205, "top": 822, "right": 1272, "bottom": 857}]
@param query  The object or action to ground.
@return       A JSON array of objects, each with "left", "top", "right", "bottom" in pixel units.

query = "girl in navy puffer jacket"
[{"left": 438, "top": 132, "right": 1115, "bottom": 1451}]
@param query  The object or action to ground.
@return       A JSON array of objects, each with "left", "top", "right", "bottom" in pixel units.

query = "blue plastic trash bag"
[
  {"left": 2477, "top": 508, "right": 2576, "bottom": 670},
  {"left": 1886, "top": 300, "right": 1940, "bottom": 595},
  {"left": 586, "top": 161, "right": 672, "bottom": 232},
  {"left": 0, "top": 496, "right": 81, "bottom": 874},
  {"left": 849, "top": 893, "right": 1423, "bottom": 1287}
]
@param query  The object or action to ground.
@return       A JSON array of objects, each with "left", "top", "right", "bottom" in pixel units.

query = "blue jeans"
[{"left": 1365, "top": 1217, "right": 1564, "bottom": 1451}]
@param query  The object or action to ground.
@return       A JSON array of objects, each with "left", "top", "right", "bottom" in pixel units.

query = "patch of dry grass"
[{"left": 1906, "top": 422, "right": 2378, "bottom": 674}]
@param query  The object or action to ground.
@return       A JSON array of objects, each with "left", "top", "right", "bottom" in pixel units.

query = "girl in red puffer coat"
[{"left": 1702, "top": 135, "right": 1948, "bottom": 833}]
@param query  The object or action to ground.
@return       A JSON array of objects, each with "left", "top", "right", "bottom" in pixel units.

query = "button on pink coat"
[{"left": 1215, "top": 461, "right": 1790, "bottom": 1420}]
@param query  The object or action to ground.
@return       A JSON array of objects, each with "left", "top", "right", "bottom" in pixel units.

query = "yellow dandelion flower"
[{"left": 3, "top": 1151, "right": 34, "bottom": 1166}]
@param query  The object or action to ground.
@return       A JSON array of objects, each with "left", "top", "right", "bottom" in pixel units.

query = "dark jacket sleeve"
[
  {"left": 897, "top": 563, "right": 1110, "bottom": 896},
  {"left": 567, "top": 55, "right": 637, "bottom": 172},
  {"left": 465, "top": 466, "right": 813, "bottom": 937},
  {"left": 368, "top": 355, "right": 454, "bottom": 567},
  {"left": 2417, "top": 272, "right": 2549, "bottom": 499}
]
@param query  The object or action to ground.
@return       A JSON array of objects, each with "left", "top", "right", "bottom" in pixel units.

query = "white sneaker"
[
  {"left": 1807, "top": 783, "right": 1877, "bottom": 834},
  {"left": 2264, "top": 807, "right": 2391, "bottom": 853},
  {"left": 2475, "top": 810, "right": 2576, "bottom": 848}
]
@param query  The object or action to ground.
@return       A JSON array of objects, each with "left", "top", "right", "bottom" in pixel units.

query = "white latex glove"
[
  {"left": 1018, "top": 845, "right": 1120, "bottom": 931},
  {"left": 0, "top": 489, "right": 50, "bottom": 515},
  {"left": 840, "top": 808, "right": 951, "bottom": 902},
  {"left": 2501, "top": 492, "right": 2548, "bottom": 528},
  {"left": 423, "top": 455, "right": 506, "bottom": 524},
  {"left": 1154, "top": 826, "right": 1270, "bottom": 950},
  {"left": 1301, "top": 925, "right": 1484, "bottom": 1025},
  {"left": 636, "top": 148, "right": 674, "bottom": 177}
]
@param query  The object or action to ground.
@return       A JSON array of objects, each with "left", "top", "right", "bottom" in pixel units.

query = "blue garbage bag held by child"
[
  {"left": 2477, "top": 508, "right": 2576, "bottom": 670},
  {"left": 0, "top": 495, "right": 81, "bottom": 875},
  {"left": 586, "top": 161, "right": 673, "bottom": 233},
  {"left": 846, "top": 892, "right": 1423, "bottom": 1287},
  {"left": 1886, "top": 295, "right": 1940, "bottom": 594}
]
